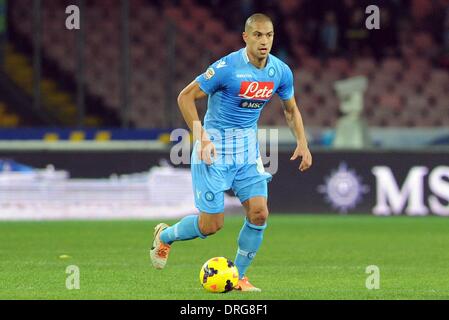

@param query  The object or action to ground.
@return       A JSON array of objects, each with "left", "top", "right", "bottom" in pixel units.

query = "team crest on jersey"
[
  {"left": 268, "top": 67, "right": 276, "bottom": 77},
  {"left": 238, "top": 81, "right": 274, "bottom": 100},
  {"left": 204, "top": 67, "right": 215, "bottom": 80}
]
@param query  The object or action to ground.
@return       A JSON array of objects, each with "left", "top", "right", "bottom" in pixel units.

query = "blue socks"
[
  {"left": 160, "top": 215, "right": 266, "bottom": 279},
  {"left": 234, "top": 219, "right": 267, "bottom": 279},
  {"left": 160, "top": 215, "right": 206, "bottom": 245}
]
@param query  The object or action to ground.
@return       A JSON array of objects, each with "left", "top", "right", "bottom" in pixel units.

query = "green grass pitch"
[{"left": 1, "top": 214, "right": 449, "bottom": 300}]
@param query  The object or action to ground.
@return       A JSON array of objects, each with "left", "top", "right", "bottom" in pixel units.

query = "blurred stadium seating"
[
  {"left": 3, "top": 0, "right": 449, "bottom": 129},
  {"left": 0, "top": 100, "right": 19, "bottom": 127}
]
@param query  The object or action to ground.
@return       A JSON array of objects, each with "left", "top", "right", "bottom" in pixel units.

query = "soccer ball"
[{"left": 199, "top": 257, "right": 239, "bottom": 293}]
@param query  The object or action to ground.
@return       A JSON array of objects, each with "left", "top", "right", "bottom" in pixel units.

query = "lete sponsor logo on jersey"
[{"left": 238, "top": 81, "right": 274, "bottom": 100}]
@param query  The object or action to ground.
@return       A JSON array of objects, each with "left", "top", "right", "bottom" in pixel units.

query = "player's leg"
[
  {"left": 235, "top": 195, "right": 268, "bottom": 277},
  {"left": 150, "top": 212, "right": 224, "bottom": 269},
  {"left": 159, "top": 211, "right": 224, "bottom": 245},
  {"left": 150, "top": 141, "right": 229, "bottom": 269},
  {"left": 198, "top": 212, "right": 225, "bottom": 236},
  {"left": 233, "top": 181, "right": 268, "bottom": 291},
  {"left": 231, "top": 153, "right": 271, "bottom": 291}
]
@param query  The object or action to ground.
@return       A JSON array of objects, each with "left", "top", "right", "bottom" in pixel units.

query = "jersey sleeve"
[
  {"left": 276, "top": 64, "right": 295, "bottom": 101},
  {"left": 195, "top": 58, "right": 229, "bottom": 95}
]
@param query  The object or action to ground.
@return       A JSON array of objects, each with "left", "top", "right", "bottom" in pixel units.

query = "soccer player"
[{"left": 150, "top": 13, "right": 312, "bottom": 292}]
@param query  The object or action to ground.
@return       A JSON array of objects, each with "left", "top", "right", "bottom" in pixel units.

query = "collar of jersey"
[{"left": 242, "top": 47, "right": 270, "bottom": 70}]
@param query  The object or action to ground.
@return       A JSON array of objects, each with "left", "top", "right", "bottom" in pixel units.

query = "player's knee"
[
  {"left": 199, "top": 220, "right": 224, "bottom": 236},
  {"left": 248, "top": 207, "right": 269, "bottom": 226}
]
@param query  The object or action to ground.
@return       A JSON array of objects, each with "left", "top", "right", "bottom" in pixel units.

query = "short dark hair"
[{"left": 244, "top": 13, "right": 273, "bottom": 32}]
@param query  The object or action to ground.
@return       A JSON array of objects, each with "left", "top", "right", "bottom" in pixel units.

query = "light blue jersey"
[
  {"left": 195, "top": 48, "right": 294, "bottom": 155},
  {"left": 192, "top": 47, "right": 295, "bottom": 213}
]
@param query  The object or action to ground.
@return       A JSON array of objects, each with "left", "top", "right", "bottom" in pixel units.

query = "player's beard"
[
  {"left": 257, "top": 50, "right": 269, "bottom": 61},
  {"left": 257, "top": 47, "right": 270, "bottom": 59},
  {"left": 248, "top": 46, "right": 270, "bottom": 64}
]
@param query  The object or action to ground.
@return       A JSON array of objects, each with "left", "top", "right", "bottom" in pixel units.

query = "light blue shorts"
[{"left": 191, "top": 142, "right": 272, "bottom": 214}]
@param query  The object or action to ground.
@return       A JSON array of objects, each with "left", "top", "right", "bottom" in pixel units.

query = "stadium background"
[
  {"left": 0, "top": 0, "right": 449, "bottom": 300},
  {"left": 0, "top": 0, "right": 447, "bottom": 216}
]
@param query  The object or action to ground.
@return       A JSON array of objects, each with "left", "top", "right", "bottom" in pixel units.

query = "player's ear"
[{"left": 242, "top": 32, "right": 248, "bottom": 44}]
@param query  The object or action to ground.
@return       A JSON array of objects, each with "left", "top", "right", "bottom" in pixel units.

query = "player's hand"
[
  {"left": 198, "top": 139, "right": 217, "bottom": 165},
  {"left": 290, "top": 143, "right": 312, "bottom": 172}
]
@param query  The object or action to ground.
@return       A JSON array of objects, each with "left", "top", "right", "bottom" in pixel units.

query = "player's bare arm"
[
  {"left": 177, "top": 80, "right": 216, "bottom": 165},
  {"left": 282, "top": 97, "right": 312, "bottom": 172}
]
